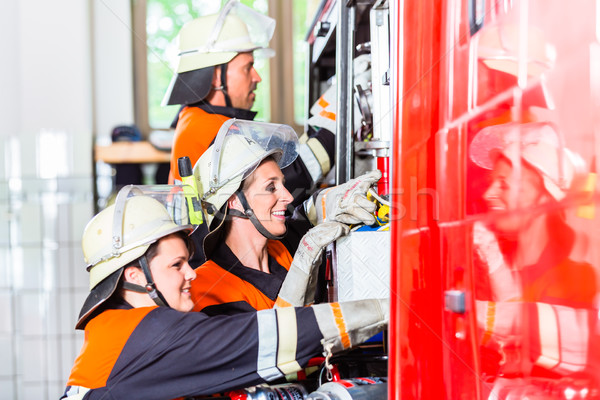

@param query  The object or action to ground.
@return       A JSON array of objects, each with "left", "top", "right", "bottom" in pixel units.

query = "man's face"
[{"left": 226, "top": 52, "right": 262, "bottom": 110}]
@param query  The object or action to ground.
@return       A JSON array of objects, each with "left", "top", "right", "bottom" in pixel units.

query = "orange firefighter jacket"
[
  {"left": 169, "top": 105, "right": 229, "bottom": 182},
  {"left": 191, "top": 240, "right": 294, "bottom": 315}
]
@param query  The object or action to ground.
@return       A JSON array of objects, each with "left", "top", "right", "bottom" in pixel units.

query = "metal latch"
[
  {"left": 382, "top": 69, "right": 390, "bottom": 86},
  {"left": 315, "top": 21, "right": 330, "bottom": 37},
  {"left": 444, "top": 290, "right": 465, "bottom": 314}
]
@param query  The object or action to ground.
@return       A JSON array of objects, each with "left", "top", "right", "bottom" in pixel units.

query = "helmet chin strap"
[
  {"left": 229, "top": 190, "right": 285, "bottom": 240},
  {"left": 122, "top": 255, "right": 169, "bottom": 308},
  {"left": 213, "top": 63, "right": 233, "bottom": 108}
]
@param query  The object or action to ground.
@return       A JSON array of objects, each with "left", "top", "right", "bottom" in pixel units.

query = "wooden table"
[{"left": 94, "top": 141, "right": 170, "bottom": 164}]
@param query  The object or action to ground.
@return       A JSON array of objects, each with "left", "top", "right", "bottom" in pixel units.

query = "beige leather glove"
[
  {"left": 275, "top": 222, "right": 349, "bottom": 308},
  {"left": 304, "top": 170, "right": 382, "bottom": 226},
  {"left": 312, "top": 298, "right": 389, "bottom": 353}
]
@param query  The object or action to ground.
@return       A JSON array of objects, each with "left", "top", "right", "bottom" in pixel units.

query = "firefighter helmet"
[
  {"left": 76, "top": 185, "right": 194, "bottom": 329},
  {"left": 193, "top": 119, "right": 298, "bottom": 256},
  {"left": 469, "top": 121, "right": 587, "bottom": 201},
  {"left": 162, "top": 0, "right": 275, "bottom": 106}
]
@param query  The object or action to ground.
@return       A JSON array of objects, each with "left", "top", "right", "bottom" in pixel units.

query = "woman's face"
[
  {"left": 242, "top": 159, "right": 293, "bottom": 237},
  {"left": 150, "top": 233, "right": 196, "bottom": 312}
]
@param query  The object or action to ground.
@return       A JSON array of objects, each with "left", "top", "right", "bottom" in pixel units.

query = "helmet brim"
[
  {"left": 76, "top": 268, "right": 124, "bottom": 330},
  {"left": 162, "top": 66, "right": 215, "bottom": 106}
]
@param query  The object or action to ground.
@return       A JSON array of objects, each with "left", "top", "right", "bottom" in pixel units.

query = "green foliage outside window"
[{"left": 292, "top": 0, "right": 324, "bottom": 125}]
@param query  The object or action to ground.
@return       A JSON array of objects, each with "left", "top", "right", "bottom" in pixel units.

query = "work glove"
[
  {"left": 275, "top": 222, "right": 350, "bottom": 308},
  {"left": 312, "top": 298, "right": 389, "bottom": 353},
  {"left": 473, "top": 222, "right": 522, "bottom": 302},
  {"left": 304, "top": 170, "right": 382, "bottom": 226}
]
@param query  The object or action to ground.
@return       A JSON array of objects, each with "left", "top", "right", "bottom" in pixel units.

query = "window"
[{"left": 291, "top": 0, "right": 321, "bottom": 125}]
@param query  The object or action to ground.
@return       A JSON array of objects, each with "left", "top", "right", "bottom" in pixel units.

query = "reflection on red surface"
[{"left": 391, "top": 0, "right": 600, "bottom": 399}]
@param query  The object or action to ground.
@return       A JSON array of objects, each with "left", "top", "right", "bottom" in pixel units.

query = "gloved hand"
[
  {"left": 304, "top": 170, "right": 382, "bottom": 226},
  {"left": 275, "top": 222, "right": 350, "bottom": 308},
  {"left": 473, "top": 222, "right": 521, "bottom": 302},
  {"left": 311, "top": 298, "right": 389, "bottom": 353}
]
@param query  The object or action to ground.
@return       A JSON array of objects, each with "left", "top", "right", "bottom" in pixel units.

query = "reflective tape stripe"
[
  {"left": 307, "top": 138, "right": 331, "bottom": 176},
  {"left": 318, "top": 96, "right": 330, "bottom": 108},
  {"left": 319, "top": 110, "right": 336, "bottom": 121},
  {"left": 556, "top": 307, "right": 588, "bottom": 371},
  {"left": 481, "top": 301, "right": 496, "bottom": 345},
  {"left": 256, "top": 310, "right": 283, "bottom": 381},
  {"left": 274, "top": 297, "right": 292, "bottom": 308},
  {"left": 307, "top": 115, "right": 336, "bottom": 133},
  {"left": 276, "top": 307, "right": 302, "bottom": 374},
  {"left": 297, "top": 143, "right": 323, "bottom": 184},
  {"left": 312, "top": 303, "right": 340, "bottom": 348},
  {"left": 64, "top": 386, "right": 90, "bottom": 400},
  {"left": 535, "top": 302, "right": 560, "bottom": 369},
  {"left": 298, "top": 132, "right": 309, "bottom": 144},
  {"left": 332, "top": 303, "right": 351, "bottom": 349},
  {"left": 320, "top": 188, "right": 333, "bottom": 221}
]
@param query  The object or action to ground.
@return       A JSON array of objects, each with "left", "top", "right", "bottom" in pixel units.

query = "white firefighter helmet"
[
  {"left": 162, "top": 0, "right": 275, "bottom": 106},
  {"left": 76, "top": 185, "right": 194, "bottom": 329},
  {"left": 469, "top": 121, "right": 587, "bottom": 201},
  {"left": 193, "top": 119, "right": 298, "bottom": 256}
]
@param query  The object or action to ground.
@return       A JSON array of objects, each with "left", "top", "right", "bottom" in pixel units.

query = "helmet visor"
[
  {"left": 203, "top": 0, "right": 275, "bottom": 57},
  {"left": 86, "top": 185, "right": 196, "bottom": 268},
  {"left": 207, "top": 119, "right": 299, "bottom": 193},
  {"left": 115, "top": 184, "right": 197, "bottom": 226}
]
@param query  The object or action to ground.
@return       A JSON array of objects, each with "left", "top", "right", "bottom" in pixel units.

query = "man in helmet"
[
  {"left": 61, "top": 184, "right": 388, "bottom": 399},
  {"left": 467, "top": 121, "right": 599, "bottom": 387},
  {"left": 189, "top": 120, "right": 381, "bottom": 315},
  {"left": 164, "top": 0, "right": 334, "bottom": 207}
]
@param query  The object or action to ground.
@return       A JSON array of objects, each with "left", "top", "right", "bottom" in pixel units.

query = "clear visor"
[
  {"left": 87, "top": 185, "right": 196, "bottom": 268},
  {"left": 208, "top": 119, "right": 299, "bottom": 192},
  {"left": 114, "top": 184, "right": 195, "bottom": 225},
  {"left": 204, "top": 0, "right": 275, "bottom": 57},
  {"left": 469, "top": 122, "right": 560, "bottom": 170},
  {"left": 111, "top": 185, "right": 195, "bottom": 251}
]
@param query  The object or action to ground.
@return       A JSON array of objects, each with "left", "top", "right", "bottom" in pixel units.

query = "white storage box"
[{"left": 333, "top": 229, "right": 390, "bottom": 302}]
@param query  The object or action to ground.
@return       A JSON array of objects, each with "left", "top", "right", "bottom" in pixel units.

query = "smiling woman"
[
  {"left": 188, "top": 119, "right": 376, "bottom": 315},
  {"left": 122, "top": 231, "right": 197, "bottom": 312},
  {"left": 228, "top": 158, "right": 293, "bottom": 251}
]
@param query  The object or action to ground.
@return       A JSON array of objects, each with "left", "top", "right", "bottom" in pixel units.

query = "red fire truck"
[{"left": 304, "top": 0, "right": 600, "bottom": 399}]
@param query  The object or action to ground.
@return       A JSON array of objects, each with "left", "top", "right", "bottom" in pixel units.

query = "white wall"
[
  {"left": 93, "top": 0, "right": 135, "bottom": 142},
  {"left": 0, "top": 1, "right": 135, "bottom": 398},
  {"left": 0, "top": 1, "right": 20, "bottom": 143}
]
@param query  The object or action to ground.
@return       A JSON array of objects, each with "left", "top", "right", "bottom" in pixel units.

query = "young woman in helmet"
[
  {"left": 189, "top": 120, "right": 382, "bottom": 315},
  {"left": 61, "top": 185, "right": 388, "bottom": 399},
  {"left": 469, "top": 121, "right": 599, "bottom": 381},
  {"left": 470, "top": 121, "right": 596, "bottom": 307}
]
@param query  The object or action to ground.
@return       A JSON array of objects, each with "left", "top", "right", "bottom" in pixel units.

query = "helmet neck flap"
[{"left": 213, "top": 63, "right": 233, "bottom": 108}]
